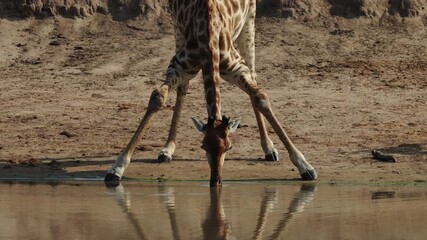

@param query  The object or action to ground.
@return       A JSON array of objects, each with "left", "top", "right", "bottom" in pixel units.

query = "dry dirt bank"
[{"left": 0, "top": 1, "right": 426, "bottom": 184}]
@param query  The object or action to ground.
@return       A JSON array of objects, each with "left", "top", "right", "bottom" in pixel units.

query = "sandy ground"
[{"left": 0, "top": 14, "right": 426, "bottom": 184}]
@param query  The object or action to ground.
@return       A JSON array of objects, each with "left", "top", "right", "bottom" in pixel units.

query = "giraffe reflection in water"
[{"left": 107, "top": 183, "right": 316, "bottom": 240}]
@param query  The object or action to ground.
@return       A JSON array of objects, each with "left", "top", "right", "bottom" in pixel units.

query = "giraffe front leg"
[
  {"left": 221, "top": 65, "right": 279, "bottom": 161},
  {"left": 158, "top": 83, "right": 189, "bottom": 163},
  {"left": 105, "top": 84, "right": 170, "bottom": 186},
  {"left": 250, "top": 89, "right": 317, "bottom": 180},
  {"left": 105, "top": 45, "right": 200, "bottom": 185},
  {"left": 234, "top": 11, "right": 278, "bottom": 161},
  {"left": 221, "top": 57, "right": 317, "bottom": 180},
  {"left": 252, "top": 99, "right": 279, "bottom": 161},
  {"left": 224, "top": 49, "right": 279, "bottom": 161}
]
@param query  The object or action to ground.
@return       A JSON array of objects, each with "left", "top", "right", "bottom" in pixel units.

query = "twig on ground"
[{"left": 371, "top": 150, "right": 397, "bottom": 162}]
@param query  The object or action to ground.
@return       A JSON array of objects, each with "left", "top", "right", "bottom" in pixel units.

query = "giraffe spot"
[
  {"left": 198, "top": 34, "right": 208, "bottom": 44},
  {"left": 230, "top": 0, "right": 238, "bottom": 12},
  {"left": 179, "top": 50, "right": 186, "bottom": 59},
  {"left": 186, "top": 38, "right": 198, "bottom": 50}
]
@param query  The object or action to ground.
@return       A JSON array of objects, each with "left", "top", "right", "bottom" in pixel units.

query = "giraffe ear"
[
  {"left": 228, "top": 119, "right": 241, "bottom": 134},
  {"left": 191, "top": 117, "right": 206, "bottom": 132}
]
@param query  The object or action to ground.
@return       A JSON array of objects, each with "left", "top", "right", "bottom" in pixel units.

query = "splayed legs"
[
  {"left": 220, "top": 53, "right": 317, "bottom": 180},
  {"left": 105, "top": 50, "right": 199, "bottom": 186}
]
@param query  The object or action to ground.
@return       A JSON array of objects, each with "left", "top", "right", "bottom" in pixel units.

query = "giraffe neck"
[
  {"left": 204, "top": 80, "right": 222, "bottom": 121},
  {"left": 201, "top": 0, "right": 222, "bottom": 121}
]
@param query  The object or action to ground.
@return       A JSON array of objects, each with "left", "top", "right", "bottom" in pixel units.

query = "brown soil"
[{"left": 0, "top": 1, "right": 426, "bottom": 184}]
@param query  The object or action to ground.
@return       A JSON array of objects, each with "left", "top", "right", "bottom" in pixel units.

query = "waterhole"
[{"left": 0, "top": 181, "right": 426, "bottom": 239}]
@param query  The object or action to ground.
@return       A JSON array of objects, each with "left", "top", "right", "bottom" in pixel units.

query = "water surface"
[{"left": 0, "top": 181, "right": 426, "bottom": 240}]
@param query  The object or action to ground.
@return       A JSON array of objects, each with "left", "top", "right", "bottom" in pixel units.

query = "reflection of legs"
[
  {"left": 158, "top": 185, "right": 181, "bottom": 240},
  {"left": 222, "top": 56, "right": 317, "bottom": 180},
  {"left": 269, "top": 184, "right": 317, "bottom": 240},
  {"left": 107, "top": 185, "right": 148, "bottom": 239},
  {"left": 158, "top": 82, "right": 189, "bottom": 162},
  {"left": 105, "top": 52, "right": 197, "bottom": 185},
  {"left": 253, "top": 188, "right": 278, "bottom": 240}
]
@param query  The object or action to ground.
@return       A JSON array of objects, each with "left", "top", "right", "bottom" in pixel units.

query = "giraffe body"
[{"left": 105, "top": 0, "right": 317, "bottom": 187}]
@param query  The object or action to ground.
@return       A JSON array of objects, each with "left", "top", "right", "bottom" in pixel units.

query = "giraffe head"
[{"left": 192, "top": 116, "right": 240, "bottom": 187}]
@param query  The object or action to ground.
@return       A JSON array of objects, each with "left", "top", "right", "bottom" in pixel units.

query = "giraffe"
[{"left": 105, "top": 0, "right": 317, "bottom": 187}]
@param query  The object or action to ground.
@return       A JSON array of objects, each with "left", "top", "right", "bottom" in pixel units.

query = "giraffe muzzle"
[{"left": 210, "top": 176, "right": 222, "bottom": 187}]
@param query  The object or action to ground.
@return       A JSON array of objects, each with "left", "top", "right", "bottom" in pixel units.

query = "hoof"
[
  {"left": 104, "top": 173, "right": 121, "bottom": 187},
  {"left": 265, "top": 151, "right": 279, "bottom": 161},
  {"left": 301, "top": 169, "right": 318, "bottom": 180},
  {"left": 158, "top": 153, "right": 172, "bottom": 163}
]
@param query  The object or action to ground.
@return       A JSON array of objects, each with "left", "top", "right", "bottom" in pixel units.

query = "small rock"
[
  {"left": 60, "top": 131, "right": 76, "bottom": 138},
  {"left": 91, "top": 93, "right": 104, "bottom": 98},
  {"left": 137, "top": 146, "right": 153, "bottom": 151},
  {"left": 47, "top": 160, "right": 59, "bottom": 166},
  {"left": 96, "top": 6, "right": 108, "bottom": 15},
  {"left": 118, "top": 103, "right": 131, "bottom": 111},
  {"left": 281, "top": 8, "right": 296, "bottom": 18},
  {"left": 49, "top": 40, "right": 61, "bottom": 46}
]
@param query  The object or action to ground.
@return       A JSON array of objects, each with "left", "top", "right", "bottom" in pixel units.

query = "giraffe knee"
[
  {"left": 147, "top": 87, "right": 169, "bottom": 112},
  {"left": 252, "top": 90, "right": 270, "bottom": 111}
]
